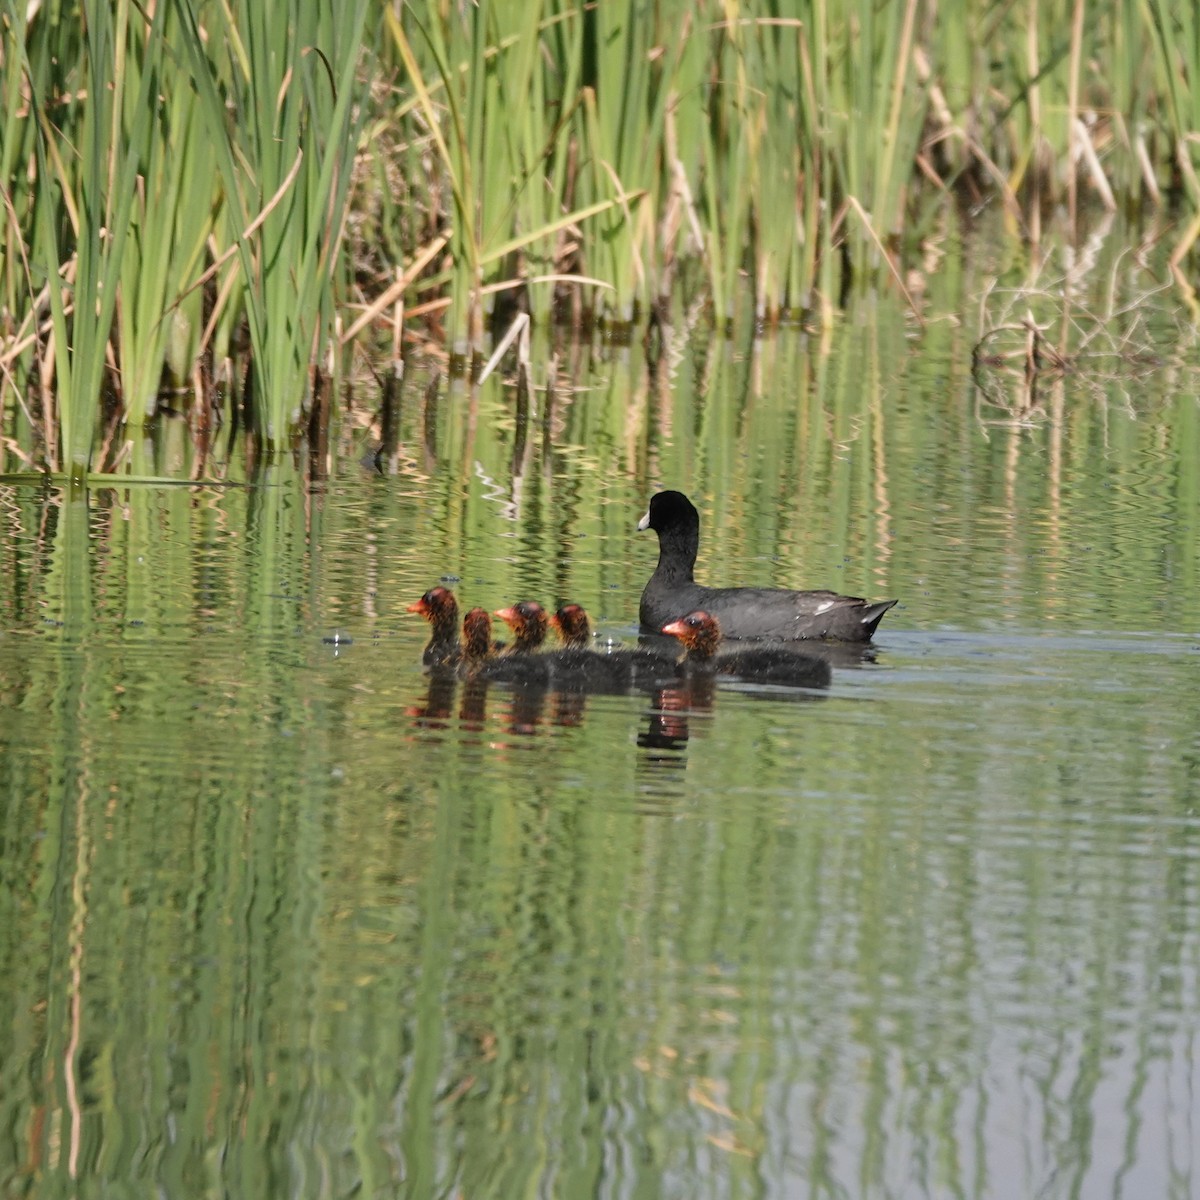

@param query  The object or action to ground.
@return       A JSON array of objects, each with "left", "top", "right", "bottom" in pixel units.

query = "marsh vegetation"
[{"left": 2, "top": 0, "right": 1200, "bottom": 480}]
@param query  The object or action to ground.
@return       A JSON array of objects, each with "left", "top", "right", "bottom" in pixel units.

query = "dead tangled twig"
[{"left": 969, "top": 220, "right": 1198, "bottom": 424}]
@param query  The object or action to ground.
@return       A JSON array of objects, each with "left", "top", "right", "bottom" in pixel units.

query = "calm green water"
[{"left": 2, "top": 296, "right": 1200, "bottom": 1198}]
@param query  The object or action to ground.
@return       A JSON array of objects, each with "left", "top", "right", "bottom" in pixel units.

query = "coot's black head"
[
  {"left": 637, "top": 490, "right": 699, "bottom": 534},
  {"left": 661, "top": 610, "right": 721, "bottom": 658}
]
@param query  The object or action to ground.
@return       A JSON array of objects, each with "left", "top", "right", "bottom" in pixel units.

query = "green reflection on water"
[{"left": 1, "top": 287, "right": 1199, "bottom": 1198}]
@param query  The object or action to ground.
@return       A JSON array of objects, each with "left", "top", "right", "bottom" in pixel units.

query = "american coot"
[
  {"left": 662, "top": 610, "right": 833, "bottom": 688},
  {"left": 545, "top": 603, "right": 623, "bottom": 687},
  {"left": 550, "top": 603, "right": 682, "bottom": 689},
  {"left": 456, "top": 609, "right": 497, "bottom": 725},
  {"left": 550, "top": 603, "right": 592, "bottom": 648},
  {"left": 462, "top": 607, "right": 505, "bottom": 662},
  {"left": 407, "top": 586, "right": 461, "bottom": 666},
  {"left": 638, "top": 490, "right": 896, "bottom": 641},
  {"left": 477, "top": 602, "right": 554, "bottom": 684},
  {"left": 483, "top": 601, "right": 676, "bottom": 690},
  {"left": 476, "top": 653, "right": 554, "bottom": 685},
  {"left": 494, "top": 601, "right": 550, "bottom": 652}
]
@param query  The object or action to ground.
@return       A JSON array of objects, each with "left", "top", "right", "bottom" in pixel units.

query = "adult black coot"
[
  {"left": 638, "top": 490, "right": 896, "bottom": 641},
  {"left": 407, "top": 586, "right": 461, "bottom": 666},
  {"left": 662, "top": 610, "right": 833, "bottom": 688}
]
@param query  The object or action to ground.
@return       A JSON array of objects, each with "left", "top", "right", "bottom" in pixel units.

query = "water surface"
[{"left": 2, "top": 288, "right": 1199, "bottom": 1198}]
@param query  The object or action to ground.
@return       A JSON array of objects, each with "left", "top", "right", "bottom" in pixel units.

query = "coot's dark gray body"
[{"left": 638, "top": 491, "right": 896, "bottom": 642}]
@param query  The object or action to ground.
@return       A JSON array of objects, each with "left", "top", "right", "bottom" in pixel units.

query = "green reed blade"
[
  {"left": 1146, "top": 0, "right": 1200, "bottom": 204},
  {"left": 118, "top": 11, "right": 216, "bottom": 425},
  {"left": 176, "top": 0, "right": 370, "bottom": 446},
  {"left": 388, "top": 5, "right": 479, "bottom": 350},
  {"left": 23, "top": 0, "right": 170, "bottom": 478}
]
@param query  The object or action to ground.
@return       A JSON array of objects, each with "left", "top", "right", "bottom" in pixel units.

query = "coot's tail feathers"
[{"left": 860, "top": 599, "right": 898, "bottom": 640}]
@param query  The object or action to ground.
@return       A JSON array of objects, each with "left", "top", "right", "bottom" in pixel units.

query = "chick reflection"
[
  {"left": 639, "top": 674, "right": 716, "bottom": 752},
  {"left": 463, "top": 679, "right": 588, "bottom": 737},
  {"left": 505, "top": 682, "right": 548, "bottom": 736},
  {"left": 457, "top": 675, "right": 489, "bottom": 731},
  {"left": 405, "top": 669, "right": 457, "bottom": 729},
  {"left": 410, "top": 657, "right": 833, "bottom": 756},
  {"left": 407, "top": 604, "right": 843, "bottom": 746},
  {"left": 549, "top": 689, "right": 588, "bottom": 728}
]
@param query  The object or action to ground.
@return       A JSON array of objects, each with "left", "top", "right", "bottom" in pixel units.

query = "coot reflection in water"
[
  {"left": 405, "top": 669, "right": 459, "bottom": 729},
  {"left": 637, "top": 674, "right": 717, "bottom": 756},
  {"left": 408, "top": 669, "right": 593, "bottom": 741},
  {"left": 407, "top": 593, "right": 862, "bottom": 764}
]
